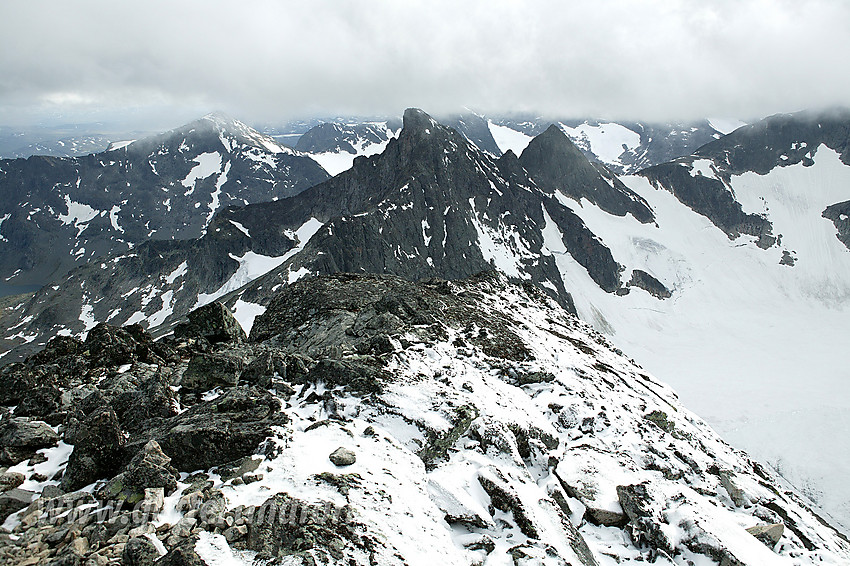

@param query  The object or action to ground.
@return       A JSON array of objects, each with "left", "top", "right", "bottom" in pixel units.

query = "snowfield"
[{"left": 550, "top": 146, "right": 850, "bottom": 533}]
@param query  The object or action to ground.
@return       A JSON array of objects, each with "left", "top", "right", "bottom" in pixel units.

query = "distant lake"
[{"left": 0, "top": 283, "right": 41, "bottom": 298}]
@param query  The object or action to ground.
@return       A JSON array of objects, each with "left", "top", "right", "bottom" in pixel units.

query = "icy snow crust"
[
  {"left": 560, "top": 122, "right": 642, "bottom": 166},
  {"left": 137, "top": 278, "right": 849, "bottom": 565},
  {"left": 195, "top": 217, "right": 323, "bottom": 308},
  {"left": 549, "top": 146, "right": 850, "bottom": 533},
  {"left": 488, "top": 121, "right": 533, "bottom": 155},
  {"left": 307, "top": 122, "right": 399, "bottom": 176}
]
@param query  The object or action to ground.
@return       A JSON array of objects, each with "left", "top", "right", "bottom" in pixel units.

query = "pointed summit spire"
[
  {"left": 400, "top": 108, "right": 443, "bottom": 141},
  {"left": 520, "top": 124, "right": 654, "bottom": 223}
]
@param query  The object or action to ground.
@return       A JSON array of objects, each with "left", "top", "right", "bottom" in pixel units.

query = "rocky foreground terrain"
[{"left": 0, "top": 273, "right": 848, "bottom": 565}]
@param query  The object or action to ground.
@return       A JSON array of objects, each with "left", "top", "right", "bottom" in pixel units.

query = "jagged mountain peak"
[
  {"left": 521, "top": 123, "right": 591, "bottom": 170},
  {"left": 520, "top": 123, "right": 655, "bottom": 223},
  {"left": 401, "top": 107, "right": 444, "bottom": 138}
]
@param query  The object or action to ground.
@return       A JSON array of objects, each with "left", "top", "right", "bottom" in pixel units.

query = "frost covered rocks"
[{"left": 0, "top": 273, "right": 848, "bottom": 565}]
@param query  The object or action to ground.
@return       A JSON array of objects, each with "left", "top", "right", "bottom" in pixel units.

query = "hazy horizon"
[{"left": 3, "top": 1, "right": 849, "bottom": 131}]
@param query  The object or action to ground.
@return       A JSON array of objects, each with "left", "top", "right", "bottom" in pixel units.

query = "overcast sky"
[{"left": 2, "top": 0, "right": 849, "bottom": 129}]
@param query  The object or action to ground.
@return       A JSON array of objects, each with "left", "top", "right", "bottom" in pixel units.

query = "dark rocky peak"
[
  {"left": 520, "top": 125, "right": 654, "bottom": 223},
  {"left": 119, "top": 111, "right": 294, "bottom": 159},
  {"left": 694, "top": 107, "right": 850, "bottom": 175},
  {"left": 440, "top": 111, "right": 503, "bottom": 156},
  {"left": 260, "top": 107, "right": 499, "bottom": 219},
  {"left": 520, "top": 125, "right": 591, "bottom": 177},
  {"left": 400, "top": 108, "right": 446, "bottom": 140}
]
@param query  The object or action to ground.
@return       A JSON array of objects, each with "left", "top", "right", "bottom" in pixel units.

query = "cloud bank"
[{"left": 2, "top": 0, "right": 849, "bottom": 126}]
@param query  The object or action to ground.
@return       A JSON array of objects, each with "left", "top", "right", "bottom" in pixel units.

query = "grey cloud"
[{"left": 2, "top": 0, "right": 849, "bottom": 127}]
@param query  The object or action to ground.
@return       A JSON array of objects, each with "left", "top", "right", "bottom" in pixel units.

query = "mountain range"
[
  {"left": 0, "top": 105, "right": 848, "bottom": 564},
  {"left": 0, "top": 113, "right": 328, "bottom": 293}
]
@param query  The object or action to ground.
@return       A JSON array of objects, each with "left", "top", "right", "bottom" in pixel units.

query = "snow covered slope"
[
  {"left": 2, "top": 274, "right": 848, "bottom": 565},
  {"left": 547, "top": 121, "right": 850, "bottom": 532},
  {"left": 2, "top": 107, "right": 848, "bottom": 538}
]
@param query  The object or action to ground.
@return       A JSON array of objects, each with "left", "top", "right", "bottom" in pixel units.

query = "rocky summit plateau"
[{"left": 0, "top": 273, "right": 848, "bottom": 565}]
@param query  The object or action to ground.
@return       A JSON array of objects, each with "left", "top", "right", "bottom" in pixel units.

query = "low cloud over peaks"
[{"left": 2, "top": 0, "right": 849, "bottom": 126}]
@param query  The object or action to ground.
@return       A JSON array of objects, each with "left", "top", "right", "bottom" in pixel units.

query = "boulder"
[
  {"left": 86, "top": 323, "right": 161, "bottom": 368},
  {"left": 123, "top": 536, "right": 162, "bottom": 566},
  {"left": 61, "top": 406, "right": 124, "bottom": 492},
  {"left": 0, "top": 417, "right": 60, "bottom": 465},
  {"left": 174, "top": 302, "right": 247, "bottom": 344},
  {"left": 0, "top": 471, "right": 25, "bottom": 492},
  {"left": 130, "top": 387, "right": 285, "bottom": 472},
  {"left": 13, "top": 385, "right": 62, "bottom": 419},
  {"left": 100, "top": 440, "right": 179, "bottom": 504},
  {"left": 616, "top": 483, "right": 674, "bottom": 556},
  {"left": 181, "top": 352, "right": 245, "bottom": 391},
  {"left": 113, "top": 372, "right": 179, "bottom": 433},
  {"left": 245, "top": 493, "right": 358, "bottom": 562},
  {"left": 155, "top": 541, "right": 205, "bottom": 566},
  {"left": 477, "top": 467, "right": 538, "bottom": 538},
  {"left": 0, "top": 363, "right": 34, "bottom": 405},
  {"left": 309, "top": 358, "right": 386, "bottom": 394},
  {"left": 719, "top": 470, "right": 750, "bottom": 507},
  {"left": 746, "top": 523, "right": 784, "bottom": 546},
  {"left": 0, "top": 487, "right": 34, "bottom": 521},
  {"left": 329, "top": 447, "right": 356, "bottom": 467},
  {"left": 240, "top": 351, "right": 310, "bottom": 389}
]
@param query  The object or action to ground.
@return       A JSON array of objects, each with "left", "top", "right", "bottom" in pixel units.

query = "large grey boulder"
[
  {"left": 329, "top": 447, "right": 356, "bottom": 467},
  {"left": 0, "top": 417, "right": 60, "bottom": 465},
  {"left": 154, "top": 540, "right": 205, "bottom": 566},
  {"left": 123, "top": 536, "right": 162, "bottom": 566},
  {"left": 61, "top": 406, "right": 124, "bottom": 491},
  {"left": 100, "top": 440, "right": 179, "bottom": 504},
  {"left": 747, "top": 523, "right": 784, "bottom": 546},
  {"left": 244, "top": 493, "right": 358, "bottom": 562},
  {"left": 0, "top": 487, "right": 34, "bottom": 521},
  {"left": 180, "top": 352, "right": 245, "bottom": 391},
  {"left": 128, "top": 387, "right": 286, "bottom": 472},
  {"left": 174, "top": 302, "right": 247, "bottom": 344}
]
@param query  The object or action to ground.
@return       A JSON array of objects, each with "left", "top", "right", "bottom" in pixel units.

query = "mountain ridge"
[
  {"left": 1, "top": 273, "right": 848, "bottom": 565},
  {"left": 0, "top": 114, "right": 329, "bottom": 290},
  {"left": 1, "top": 106, "right": 849, "bottom": 539}
]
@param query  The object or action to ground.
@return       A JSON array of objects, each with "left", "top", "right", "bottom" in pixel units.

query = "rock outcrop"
[{"left": 0, "top": 273, "right": 847, "bottom": 566}]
